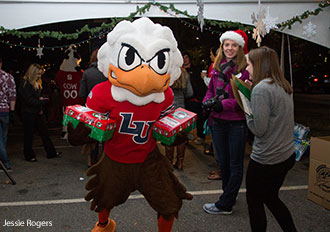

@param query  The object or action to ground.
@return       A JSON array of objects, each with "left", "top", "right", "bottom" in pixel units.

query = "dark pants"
[
  {"left": 246, "top": 153, "right": 297, "bottom": 232},
  {"left": 0, "top": 113, "right": 10, "bottom": 168},
  {"left": 211, "top": 120, "right": 247, "bottom": 211},
  {"left": 22, "top": 113, "right": 56, "bottom": 160},
  {"left": 185, "top": 100, "right": 206, "bottom": 139}
]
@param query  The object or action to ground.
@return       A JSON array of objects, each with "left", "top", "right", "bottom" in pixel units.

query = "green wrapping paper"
[
  {"left": 152, "top": 108, "right": 197, "bottom": 145},
  {"left": 62, "top": 105, "right": 116, "bottom": 142}
]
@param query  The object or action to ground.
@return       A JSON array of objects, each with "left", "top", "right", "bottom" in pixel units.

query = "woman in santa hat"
[{"left": 202, "top": 30, "right": 249, "bottom": 215}]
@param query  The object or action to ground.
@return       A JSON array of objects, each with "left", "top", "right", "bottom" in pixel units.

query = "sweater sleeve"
[
  {"left": 246, "top": 85, "right": 270, "bottom": 137},
  {"left": 7, "top": 74, "right": 16, "bottom": 102}
]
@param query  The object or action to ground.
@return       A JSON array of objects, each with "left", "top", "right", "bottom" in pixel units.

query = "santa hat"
[{"left": 220, "top": 30, "right": 248, "bottom": 54}]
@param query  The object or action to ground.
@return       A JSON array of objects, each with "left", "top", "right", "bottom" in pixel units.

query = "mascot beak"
[{"left": 108, "top": 64, "right": 170, "bottom": 96}]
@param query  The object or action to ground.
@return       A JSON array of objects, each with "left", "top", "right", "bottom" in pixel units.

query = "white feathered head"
[{"left": 97, "top": 17, "right": 182, "bottom": 105}]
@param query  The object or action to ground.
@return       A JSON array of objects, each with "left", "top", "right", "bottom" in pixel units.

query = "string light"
[
  {"left": 0, "top": 32, "right": 109, "bottom": 52},
  {"left": 0, "top": 1, "right": 328, "bottom": 52}
]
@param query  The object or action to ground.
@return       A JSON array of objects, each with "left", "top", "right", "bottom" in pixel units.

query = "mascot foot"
[{"left": 91, "top": 219, "right": 116, "bottom": 232}]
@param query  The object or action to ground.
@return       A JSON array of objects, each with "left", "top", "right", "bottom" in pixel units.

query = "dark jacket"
[
  {"left": 19, "top": 82, "right": 45, "bottom": 115},
  {"left": 79, "top": 62, "right": 108, "bottom": 102},
  {"left": 185, "top": 65, "right": 207, "bottom": 102}
]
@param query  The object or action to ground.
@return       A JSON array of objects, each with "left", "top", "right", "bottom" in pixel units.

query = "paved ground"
[{"left": 1, "top": 120, "right": 329, "bottom": 232}]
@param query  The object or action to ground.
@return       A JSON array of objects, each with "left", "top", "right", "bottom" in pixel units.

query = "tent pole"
[{"left": 287, "top": 34, "right": 293, "bottom": 87}]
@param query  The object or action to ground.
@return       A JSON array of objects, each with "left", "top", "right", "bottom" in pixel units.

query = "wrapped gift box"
[
  {"left": 152, "top": 108, "right": 196, "bottom": 145},
  {"left": 231, "top": 75, "right": 253, "bottom": 117},
  {"left": 62, "top": 105, "right": 116, "bottom": 142}
]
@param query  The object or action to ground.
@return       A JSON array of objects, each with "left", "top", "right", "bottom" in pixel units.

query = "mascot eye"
[
  {"left": 118, "top": 45, "right": 142, "bottom": 71},
  {"left": 149, "top": 50, "right": 169, "bottom": 75}
]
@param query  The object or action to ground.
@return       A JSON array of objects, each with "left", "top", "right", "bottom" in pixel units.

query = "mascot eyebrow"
[
  {"left": 146, "top": 48, "right": 170, "bottom": 63},
  {"left": 119, "top": 43, "right": 144, "bottom": 63},
  {"left": 118, "top": 42, "right": 170, "bottom": 72}
]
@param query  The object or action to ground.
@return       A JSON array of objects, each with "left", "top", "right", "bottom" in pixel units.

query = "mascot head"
[{"left": 97, "top": 17, "right": 182, "bottom": 105}]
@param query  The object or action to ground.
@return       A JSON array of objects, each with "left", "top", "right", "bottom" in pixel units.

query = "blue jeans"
[
  {"left": 211, "top": 119, "right": 247, "bottom": 211},
  {"left": 0, "top": 113, "right": 11, "bottom": 168}
]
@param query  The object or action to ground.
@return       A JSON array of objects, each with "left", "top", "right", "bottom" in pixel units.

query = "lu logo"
[{"left": 119, "top": 113, "right": 155, "bottom": 144}]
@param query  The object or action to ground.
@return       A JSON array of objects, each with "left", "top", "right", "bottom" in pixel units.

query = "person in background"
[
  {"left": 202, "top": 30, "right": 249, "bottom": 215},
  {"left": 0, "top": 56, "right": 16, "bottom": 171},
  {"left": 183, "top": 51, "right": 207, "bottom": 145},
  {"left": 42, "top": 69, "right": 61, "bottom": 125},
  {"left": 20, "top": 63, "right": 61, "bottom": 162},
  {"left": 245, "top": 46, "right": 297, "bottom": 232},
  {"left": 201, "top": 47, "right": 222, "bottom": 181},
  {"left": 201, "top": 47, "right": 218, "bottom": 87},
  {"left": 164, "top": 65, "right": 193, "bottom": 170},
  {"left": 79, "top": 45, "right": 107, "bottom": 103},
  {"left": 40, "top": 69, "right": 55, "bottom": 123},
  {"left": 79, "top": 45, "right": 108, "bottom": 167}
]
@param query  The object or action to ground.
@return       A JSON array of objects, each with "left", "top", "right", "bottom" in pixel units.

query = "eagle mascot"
[{"left": 67, "top": 17, "right": 193, "bottom": 232}]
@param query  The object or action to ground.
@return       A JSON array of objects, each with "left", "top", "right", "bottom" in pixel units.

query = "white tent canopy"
[{"left": 0, "top": 0, "right": 329, "bottom": 48}]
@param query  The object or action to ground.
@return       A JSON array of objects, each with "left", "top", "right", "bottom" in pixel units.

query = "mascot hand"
[
  {"left": 67, "top": 121, "right": 96, "bottom": 146},
  {"left": 170, "top": 131, "right": 187, "bottom": 147}
]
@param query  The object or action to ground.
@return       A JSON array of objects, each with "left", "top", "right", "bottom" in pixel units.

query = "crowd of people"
[{"left": 0, "top": 27, "right": 298, "bottom": 231}]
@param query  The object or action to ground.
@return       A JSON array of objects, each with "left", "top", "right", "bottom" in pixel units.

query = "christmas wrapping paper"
[
  {"left": 231, "top": 75, "right": 253, "bottom": 117},
  {"left": 62, "top": 105, "right": 116, "bottom": 142},
  {"left": 152, "top": 108, "right": 197, "bottom": 145}
]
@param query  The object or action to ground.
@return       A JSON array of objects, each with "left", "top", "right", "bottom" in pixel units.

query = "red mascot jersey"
[
  {"left": 56, "top": 70, "right": 83, "bottom": 107},
  {"left": 86, "top": 81, "right": 174, "bottom": 164}
]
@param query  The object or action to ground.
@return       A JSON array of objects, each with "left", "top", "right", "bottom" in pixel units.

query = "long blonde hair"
[
  {"left": 23, "top": 63, "right": 44, "bottom": 90},
  {"left": 171, "top": 67, "right": 187, "bottom": 90},
  {"left": 248, "top": 46, "right": 293, "bottom": 94},
  {"left": 213, "top": 42, "right": 247, "bottom": 73}
]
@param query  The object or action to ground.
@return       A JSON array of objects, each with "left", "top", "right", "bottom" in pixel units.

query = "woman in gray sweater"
[{"left": 245, "top": 46, "right": 297, "bottom": 232}]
